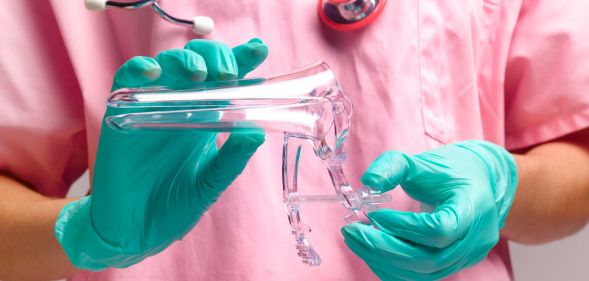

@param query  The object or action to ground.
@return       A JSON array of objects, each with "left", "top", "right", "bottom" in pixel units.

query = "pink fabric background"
[{"left": 1, "top": 0, "right": 589, "bottom": 280}]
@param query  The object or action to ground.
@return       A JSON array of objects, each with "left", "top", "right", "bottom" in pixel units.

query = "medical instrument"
[
  {"left": 319, "top": 0, "right": 388, "bottom": 31},
  {"left": 106, "top": 62, "right": 391, "bottom": 266},
  {"left": 84, "top": 0, "right": 387, "bottom": 34},
  {"left": 84, "top": 0, "right": 214, "bottom": 35}
]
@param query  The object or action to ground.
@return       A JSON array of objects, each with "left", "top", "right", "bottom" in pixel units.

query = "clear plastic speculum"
[{"left": 106, "top": 61, "right": 391, "bottom": 266}]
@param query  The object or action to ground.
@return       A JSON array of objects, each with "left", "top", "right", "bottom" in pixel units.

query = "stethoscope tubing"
[{"left": 87, "top": 0, "right": 387, "bottom": 34}]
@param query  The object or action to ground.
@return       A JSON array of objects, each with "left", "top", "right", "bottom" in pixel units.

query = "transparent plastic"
[{"left": 106, "top": 62, "right": 391, "bottom": 266}]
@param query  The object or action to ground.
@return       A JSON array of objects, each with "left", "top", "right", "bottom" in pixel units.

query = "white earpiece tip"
[
  {"left": 192, "top": 16, "right": 214, "bottom": 35},
  {"left": 85, "top": 0, "right": 108, "bottom": 11}
]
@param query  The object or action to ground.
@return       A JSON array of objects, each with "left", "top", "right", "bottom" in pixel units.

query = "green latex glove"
[
  {"left": 342, "top": 140, "right": 518, "bottom": 280},
  {"left": 55, "top": 38, "right": 269, "bottom": 270}
]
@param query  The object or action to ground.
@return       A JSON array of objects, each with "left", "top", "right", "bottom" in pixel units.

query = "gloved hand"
[
  {"left": 342, "top": 140, "right": 518, "bottom": 280},
  {"left": 55, "top": 38, "right": 269, "bottom": 270}
]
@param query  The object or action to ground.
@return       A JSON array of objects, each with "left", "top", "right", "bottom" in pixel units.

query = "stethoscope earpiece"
[
  {"left": 192, "top": 16, "right": 215, "bottom": 36},
  {"left": 85, "top": 0, "right": 215, "bottom": 35},
  {"left": 85, "top": 0, "right": 108, "bottom": 11}
]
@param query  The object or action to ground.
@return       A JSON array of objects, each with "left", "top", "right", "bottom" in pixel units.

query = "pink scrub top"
[{"left": 2, "top": 0, "right": 589, "bottom": 280}]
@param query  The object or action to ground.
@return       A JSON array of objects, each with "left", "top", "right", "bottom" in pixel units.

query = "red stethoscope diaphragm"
[{"left": 318, "top": 0, "right": 387, "bottom": 31}]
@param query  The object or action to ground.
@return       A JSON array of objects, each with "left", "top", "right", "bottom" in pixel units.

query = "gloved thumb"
[
  {"left": 195, "top": 130, "right": 265, "bottom": 204},
  {"left": 232, "top": 38, "right": 269, "bottom": 78},
  {"left": 361, "top": 150, "right": 413, "bottom": 193}
]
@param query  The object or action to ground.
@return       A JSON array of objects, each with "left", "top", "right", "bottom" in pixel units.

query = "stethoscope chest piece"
[{"left": 319, "top": 0, "right": 387, "bottom": 31}]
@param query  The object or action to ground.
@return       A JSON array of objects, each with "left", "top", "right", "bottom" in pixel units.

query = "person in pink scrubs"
[{"left": 1, "top": 1, "right": 589, "bottom": 280}]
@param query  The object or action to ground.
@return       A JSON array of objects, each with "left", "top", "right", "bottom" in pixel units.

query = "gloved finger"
[
  {"left": 195, "top": 129, "right": 265, "bottom": 204},
  {"left": 367, "top": 202, "right": 470, "bottom": 249},
  {"left": 185, "top": 39, "right": 238, "bottom": 81},
  {"left": 341, "top": 223, "right": 442, "bottom": 273},
  {"left": 343, "top": 223, "right": 468, "bottom": 276},
  {"left": 232, "top": 38, "right": 269, "bottom": 78},
  {"left": 154, "top": 49, "right": 207, "bottom": 85},
  {"left": 111, "top": 56, "right": 161, "bottom": 91},
  {"left": 361, "top": 150, "right": 413, "bottom": 192}
]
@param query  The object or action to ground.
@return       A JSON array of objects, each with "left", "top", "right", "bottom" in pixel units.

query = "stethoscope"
[{"left": 85, "top": 0, "right": 387, "bottom": 35}]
